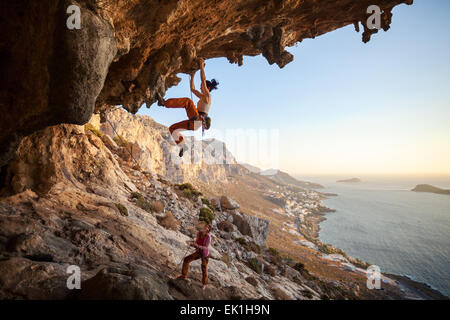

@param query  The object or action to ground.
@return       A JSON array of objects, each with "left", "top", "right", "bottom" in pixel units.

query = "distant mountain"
[
  {"left": 412, "top": 184, "right": 450, "bottom": 195},
  {"left": 241, "top": 163, "right": 261, "bottom": 174},
  {"left": 337, "top": 178, "right": 361, "bottom": 183},
  {"left": 241, "top": 164, "right": 324, "bottom": 189}
]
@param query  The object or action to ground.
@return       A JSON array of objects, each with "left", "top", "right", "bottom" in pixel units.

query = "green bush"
[
  {"left": 268, "top": 247, "right": 280, "bottom": 256},
  {"left": 199, "top": 207, "right": 215, "bottom": 225},
  {"left": 177, "top": 183, "right": 202, "bottom": 198},
  {"left": 183, "top": 189, "right": 193, "bottom": 199},
  {"left": 235, "top": 237, "right": 250, "bottom": 251},
  {"left": 201, "top": 197, "right": 215, "bottom": 211},
  {"left": 248, "top": 242, "right": 261, "bottom": 254},
  {"left": 113, "top": 135, "right": 129, "bottom": 148},
  {"left": 293, "top": 262, "right": 314, "bottom": 280},
  {"left": 115, "top": 203, "right": 128, "bottom": 216},
  {"left": 85, "top": 124, "right": 103, "bottom": 138},
  {"left": 131, "top": 192, "right": 152, "bottom": 212},
  {"left": 201, "top": 197, "right": 211, "bottom": 206},
  {"left": 318, "top": 243, "right": 348, "bottom": 258},
  {"left": 248, "top": 258, "right": 262, "bottom": 274}
]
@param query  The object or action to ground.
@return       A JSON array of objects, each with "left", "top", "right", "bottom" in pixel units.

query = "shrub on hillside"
[
  {"left": 177, "top": 183, "right": 202, "bottom": 198},
  {"left": 264, "top": 264, "right": 277, "bottom": 277},
  {"left": 199, "top": 207, "right": 214, "bottom": 225},
  {"left": 248, "top": 242, "right": 261, "bottom": 254},
  {"left": 272, "top": 287, "right": 291, "bottom": 300},
  {"left": 318, "top": 243, "right": 348, "bottom": 258},
  {"left": 131, "top": 192, "right": 152, "bottom": 212},
  {"left": 268, "top": 247, "right": 280, "bottom": 256},
  {"left": 235, "top": 237, "right": 249, "bottom": 251},
  {"left": 293, "top": 262, "right": 315, "bottom": 280},
  {"left": 113, "top": 135, "right": 129, "bottom": 148},
  {"left": 201, "top": 197, "right": 214, "bottom": 210},
  {"left": 84, "top": 124, "right": 103, "bottom": 138},
  {"left": 247, "top": 258, "right": 262, "bottom": 274},
  {"left": 157, "top": 212, "right": 180, "bottom": 231},
  {"left": 151, "top": 200, "right": 164, "bottom": 213},
  {"left": 183, "top": 189, "right": 193, "bottom": 199},
  {"left": 115, "top": 203, "right": 128, "bottom": 216}
]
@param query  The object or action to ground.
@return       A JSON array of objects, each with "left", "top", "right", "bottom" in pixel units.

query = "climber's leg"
[
  {"left": 181, "top": 251, "right": 201, "bottom": 278},
  {"left": 164, "top": 98, "right": 199, "bottom": 120},
  {"left": 201, "top": 257, "right": 209, "bottom": 287},
  {"left": 169, "top": 120, "right": 191, "bottom": 145}
]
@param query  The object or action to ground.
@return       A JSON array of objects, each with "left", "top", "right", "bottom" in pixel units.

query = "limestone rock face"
[
  {"left": 1, "top": 124, "right": 135, "bottom": 195},
  {"left": 0, "top": 1, "right": 116, "bottom": 166},
  {"left": 93, "top": 108, "right": 241, "bottom": 184},
  {"left": 0, "top": 0, "right": 413, "bottom": 166}
]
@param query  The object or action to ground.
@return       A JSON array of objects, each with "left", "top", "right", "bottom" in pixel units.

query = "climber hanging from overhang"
[{"left": 154, "top": 58, "right": 218, "bottom": 157}]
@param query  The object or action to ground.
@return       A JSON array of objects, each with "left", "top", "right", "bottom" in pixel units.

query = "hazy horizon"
[
  {"left": 241, "top": 163, "right": 450, "bottom": 180},
  {"left": 140, "top": 0, "right": 450, "bottom": 177}
]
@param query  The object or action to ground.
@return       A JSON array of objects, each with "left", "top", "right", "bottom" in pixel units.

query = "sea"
[{"left": 294, "top": 174, "right": 450, "bottom": 297}]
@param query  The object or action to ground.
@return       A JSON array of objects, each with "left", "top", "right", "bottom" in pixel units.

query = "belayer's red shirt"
[{"left": 195, "top": 232, "right": 210, "bottom": 257}]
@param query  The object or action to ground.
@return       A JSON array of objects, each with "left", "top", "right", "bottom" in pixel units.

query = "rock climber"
[
  {"left": 155, "top": 58, "right": 218, "bottom": 157},
  {"left": 177, "top": 221, "right": 211, "bottom": 290}
]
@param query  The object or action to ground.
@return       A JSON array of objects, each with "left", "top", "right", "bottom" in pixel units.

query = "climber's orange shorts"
[{"left": 164, "top": 98, "right": 202, "bottom": 145}]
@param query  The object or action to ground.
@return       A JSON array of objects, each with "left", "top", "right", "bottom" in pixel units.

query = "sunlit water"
[{"left": 295, "top": 175, "right": 450, "bottom": 297}]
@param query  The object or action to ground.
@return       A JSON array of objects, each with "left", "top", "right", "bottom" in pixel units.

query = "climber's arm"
[
  {"left": 199, "top": 59, "right": 209, "bottom": 96},
  {"left": 190, "top": 72, "right": 203, "bottom": 99}
]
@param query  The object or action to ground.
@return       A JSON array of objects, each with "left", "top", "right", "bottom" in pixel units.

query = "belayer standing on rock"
[
  {"left": 155, "top": 58, "right": 218, "bottom": 157},
  {"left": 177, "top": 221, "right": 211, "bottom": 290}
]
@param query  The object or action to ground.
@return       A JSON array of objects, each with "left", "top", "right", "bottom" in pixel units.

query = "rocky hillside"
[
  {"left": 0, "top": 116, "right": 327, "bottom": 300},
  {"left": 1, "top": 111, "right": 445, "bottom": 300}
]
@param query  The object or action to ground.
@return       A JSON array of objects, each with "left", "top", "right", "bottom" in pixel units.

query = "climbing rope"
[
  {"left": 101, "top": 107, "right": 199, "bottom": 279},
  {"left": 189, "top": 74, "right": 193, "bottom": 101}
]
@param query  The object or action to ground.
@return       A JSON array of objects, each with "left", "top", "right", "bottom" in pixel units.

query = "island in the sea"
[
  {"left": 411, "top": 184, "right": 450, "bottom": 195},
  {"left": 337, "top": 177, "right": 361, "bottom": 183}
]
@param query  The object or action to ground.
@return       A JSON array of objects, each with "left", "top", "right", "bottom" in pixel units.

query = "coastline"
[{"left": 308, "top": 192, "right": 449, "bottom": 300}]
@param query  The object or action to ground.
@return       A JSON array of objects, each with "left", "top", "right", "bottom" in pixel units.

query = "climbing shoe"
[{"left": 179, "top": 145, "right": 187, "bottom": 158}]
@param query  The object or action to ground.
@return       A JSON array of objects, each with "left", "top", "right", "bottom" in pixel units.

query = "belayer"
[
  {"left": 177, "top": 221, "right": 211, "bottom": 290},
  {"left": 155, "top": 58, "right": 218, "bottom": 157}
]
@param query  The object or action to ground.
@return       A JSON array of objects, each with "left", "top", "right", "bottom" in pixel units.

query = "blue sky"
[{"left": 139, "top": 0, "right": 450, "bottom": 176}]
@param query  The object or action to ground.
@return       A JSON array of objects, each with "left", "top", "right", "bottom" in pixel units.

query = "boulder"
[
  {"left": 230, "top": 211, "right": 269, "bottom": 247},
  {"left": 0, "top": 257, "right": 70, "bottom": 299},
  {"left": 210, "top": 197, "right": 222, "bottom": 211},
  {"left": 220, "top": 196, "right": 239, "bottom": 210},
  {"left": 217, "top": 221, "right": 234, "bottom": 233},
  {"left": 79, "top": 267, "right": 172, "bottom": 300}
]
